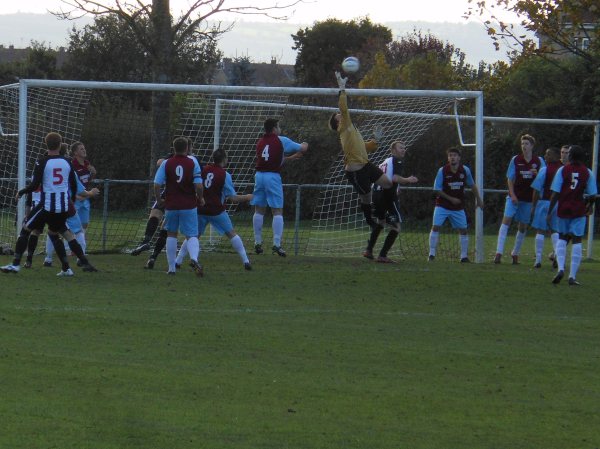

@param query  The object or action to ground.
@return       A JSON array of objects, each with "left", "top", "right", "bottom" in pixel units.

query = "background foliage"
[{"left": 1, "top": 8, "right": 598, "bottom": 222}]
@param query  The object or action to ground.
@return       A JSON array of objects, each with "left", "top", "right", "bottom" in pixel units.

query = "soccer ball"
[{"left": 341, "top": 56, "right": 360, "bottom": 74}]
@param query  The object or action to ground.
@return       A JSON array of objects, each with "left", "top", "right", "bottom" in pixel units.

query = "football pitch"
[{"left": 1, "top": 252, "right": 599, "bottom": 449}]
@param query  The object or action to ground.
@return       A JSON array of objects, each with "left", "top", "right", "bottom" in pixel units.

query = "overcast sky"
[{"left": 0, "top": 0, "right": 521, "bottom": 24}]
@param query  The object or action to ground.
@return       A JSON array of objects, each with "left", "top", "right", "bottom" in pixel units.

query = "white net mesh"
[
  {"left": 1, "top": 82, "right": 485, "bottom": 261},
  {"left": 175, "top": 93, "right": 289, "bottom": 251},
  {"left": 307, "top": 95, "right": 458, "bottom": 258},
  {"left": 175, "top": 92, "right": 465, "bottom": 259},
  {"left": 0, "top": 85, "right": 91, "bottom": 249}
]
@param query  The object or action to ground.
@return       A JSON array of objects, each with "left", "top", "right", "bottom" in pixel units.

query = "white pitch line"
[{"left": 10, "top": 305, "right": 594, "bottom": 322}]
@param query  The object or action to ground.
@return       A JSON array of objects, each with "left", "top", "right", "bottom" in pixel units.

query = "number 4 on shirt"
[{"left": 262, "top": 145, "right": 270, "bottom": 161}]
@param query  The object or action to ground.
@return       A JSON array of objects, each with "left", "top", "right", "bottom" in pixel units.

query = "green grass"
[{"left": 1, "top": 253, "right": 599, "bottom": 449}]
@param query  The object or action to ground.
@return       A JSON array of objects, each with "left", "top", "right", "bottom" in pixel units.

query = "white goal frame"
[{"left": 14, "top": 78, "right": 485, "bottom": 260}]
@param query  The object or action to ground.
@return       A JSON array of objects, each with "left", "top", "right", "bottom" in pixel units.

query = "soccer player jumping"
[
  {"left": 329, "top": 71, "right": 392, "bottom": 228},
  {"left": 251, "top": 118, "right": 308, "bottom": 257}
]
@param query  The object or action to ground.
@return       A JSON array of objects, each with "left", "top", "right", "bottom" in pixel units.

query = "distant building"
[
  {"left": 1, "top": 45, "right": 296, "bottom": 87},
  {"left": 213, "top": 57, "right": 296, "bottom": 87},
  {"left": 0, "top": 45, "right": 69, "bottom": 68},
  {"left": 537, "top": 11, "right": 597, "bottom": 58},
  {"left": 0, "top": 45, "right": 28, "bottom": 64}
]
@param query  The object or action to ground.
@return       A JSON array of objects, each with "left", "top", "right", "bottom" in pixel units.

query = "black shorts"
[
  {"left": 372, "top": 190, "right": 402, "bottom": 225},
  {"left": 24, "top": 204, "right": 45, "bottom": 232},
  {"left": 345, "top": 162, "right": 384, "bottom": 195},
  {"left": 26, "top": 208, "right": 69, "bottom": 234}
]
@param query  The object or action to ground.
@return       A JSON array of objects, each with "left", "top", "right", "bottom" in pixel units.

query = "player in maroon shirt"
[
  {"left": 176, "top": 149, "right": 254, "bottom": 270},
  {"left": 131, "top": 153, "right": 173, "bottom": 257},
  {"left": 251, "top": 118, "right": 308, "bottom": 257},
  {"left": 529, "top": 147, "right": 562, "bottom": 268},
  {"left": 153, "top": 137, "right": 204, "bottom": 275},
  {"left": 547, "top": 145, "right": 598, "bottom": 285},
  {"left": 68, "top": 141, "right": 97, "bottom": 259},
  {"left": 494, "top": 134, "right": 545, "bottom": 264},
  {"left": 546, "top": 144, "right": 573, "bottom": 267},
  {"left": 428, "top": 147, "right": 483, "bottom": 262}
]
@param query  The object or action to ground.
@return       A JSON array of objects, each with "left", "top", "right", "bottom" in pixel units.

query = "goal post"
[
  {"left": 209, "top": 94, "right": 486, "bottom": 261},
  {"left": 5, "top": 79, "right": 488, "bottom": 261},
  {"left": 474, "top": 115, "right": 599, "bottom": 259}
]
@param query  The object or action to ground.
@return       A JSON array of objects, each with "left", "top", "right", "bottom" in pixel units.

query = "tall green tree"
[
  {"left": 63, "top": 14, "right": 221, "bottom": 84},
  {"left": 292, "top": 18, "right": 392, "bottom": 87},
  {"left": 54, "top": 0, "right": 302, "bottom": 175}
]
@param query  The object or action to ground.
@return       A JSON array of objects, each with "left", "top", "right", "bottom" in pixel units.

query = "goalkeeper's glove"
[
  {"left": 373, "top": 125, "right": 384, "bottom": 142},
  {"left": 335, "top": 71, "right": 347, "bottom": 90}
]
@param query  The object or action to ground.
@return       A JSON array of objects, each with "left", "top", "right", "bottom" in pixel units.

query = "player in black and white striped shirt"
[{"left": 1, "top": 132, "right": 97, "bottom": 276}]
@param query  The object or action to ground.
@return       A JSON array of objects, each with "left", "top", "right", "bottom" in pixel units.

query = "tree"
[
  {"left": 292, "top": 18, "right": 392, "bottom": 87},
  {"left": 22, "top": 42, "right": 62, "bottom": 80},
  {"left": 358, "top": 53, "right": 402, "bottom": 89},
  {"left": 0, "top": 42, "right": 61, "bottom": 84},
  {"left": 54, "top": 0, "right": 302, "bottom": 175},
  {"left": 359, "top": 31, "right": 487, "bottom": 91},
  {"left": 63, "top": 14, "right": 221, "bottom": 84},
  {"left": 63, "top": 15, "right": 153, "bottom": 82},
  {"left": 464, "top": 0, "right": 600, "bottom": 63},
  {"left": 386, "top": 29, "right": 459, "bottom": 66}
]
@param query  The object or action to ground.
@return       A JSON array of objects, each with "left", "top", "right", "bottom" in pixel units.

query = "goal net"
[
  {"left": 0, "top": 84, "right": 91, "bottom": 251},
  {"left": 173, "top": 89, "right": 484, "bottom": 260},
  {"left": 2, "top": 80, "right": 486, "bottom": 262}
]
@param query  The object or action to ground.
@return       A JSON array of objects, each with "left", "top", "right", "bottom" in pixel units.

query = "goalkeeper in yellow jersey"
[{"left": 329, "top": 71, "right": 392, "bottom": 227}]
